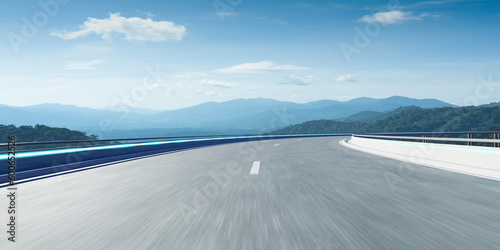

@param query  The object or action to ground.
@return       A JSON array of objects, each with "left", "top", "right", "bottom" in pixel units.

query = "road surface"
[{"left": 1, "top": 137, "right": 500, "bottom": 249}]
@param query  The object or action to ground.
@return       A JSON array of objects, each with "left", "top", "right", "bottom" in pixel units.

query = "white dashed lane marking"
[{"left": 250, "top": 161, "right": 260, "bottom": 175}]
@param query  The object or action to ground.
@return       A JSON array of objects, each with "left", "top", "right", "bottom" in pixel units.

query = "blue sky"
[{"left": 1, "top": 0, "right": 499, "bottom": 110}]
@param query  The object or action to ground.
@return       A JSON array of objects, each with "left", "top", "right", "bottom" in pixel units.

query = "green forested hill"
[
  {"left": 337, "top": 106, "right": 421, "bottom": 123},
  {"left": 0, "top": 124, "right": 97, "bottom": 142},
  {"left": 273, "top": 106, "right": 500, "bottom": 134}
]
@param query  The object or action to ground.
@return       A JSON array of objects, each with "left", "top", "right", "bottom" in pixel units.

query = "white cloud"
[
  {"left": 171, "top": 71, "right": 207, "bottom": 78},
  {"left": 213, "top": 61, "right": 309, "bottom": 74},
  {"left": 359, "top": 10, "right": 431, "bottom": 25},
  {"left": 280, "top": 75, "right": 315, "bottom": 85},
  {"left": 336, "top": 74, "right": 359, "bottom": 82},
  {"left": 198, "top": 79, "right": 237, "bottom": 88},
  {"left": 52, "top": 13, "right": 186, "bottom": 42},
  {"left": 213, "top": 11, "right": 238, "bottom": 20},
  {"left": 63, "top": 59, "right": 106, "bottom": 70},
  {"left": 418, "top": 13, "right": 441, "bottom": 18}
]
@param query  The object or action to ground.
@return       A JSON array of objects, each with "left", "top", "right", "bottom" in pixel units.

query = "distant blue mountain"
[
  {"left": 0, "top": 96, "right": 455, "bottom": 137},
  {"left": 0, "top": 104, "right": 139, "bottom": 130}
]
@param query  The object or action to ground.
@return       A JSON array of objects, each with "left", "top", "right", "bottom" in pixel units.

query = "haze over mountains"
[{"left": 0, "top": 96, "right": 454, "bottom": 138}]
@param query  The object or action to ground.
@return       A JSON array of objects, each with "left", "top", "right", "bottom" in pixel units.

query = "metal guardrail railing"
[
  {"left": 0, "top": 134, "right": 253, "bottom": 147},
  {"left": 353, "top": 131, "right": 500, "bottom": 148},
  {"left": 0, "top": 136, "right": 208, "bottom": 155}
]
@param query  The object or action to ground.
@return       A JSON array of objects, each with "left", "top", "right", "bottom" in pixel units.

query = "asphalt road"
[{"left": 1, "top": 137, "right": 500, "bottom": 249}]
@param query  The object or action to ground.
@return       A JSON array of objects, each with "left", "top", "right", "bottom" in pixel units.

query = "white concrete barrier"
[{"left": 341, "top": 136, "right": 500, "bottom": 181}]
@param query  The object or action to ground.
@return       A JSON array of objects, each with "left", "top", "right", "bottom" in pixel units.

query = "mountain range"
[{"left": 0, "top": 96, "right": 455, "bottom": 138}]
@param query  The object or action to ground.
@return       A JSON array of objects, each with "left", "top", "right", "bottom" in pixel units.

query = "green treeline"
[
  {"left": 0, "top": 124, "right": 97, "bottom": 143},
  {"left": 273, "top": 106, "right": 500, "bottom": 134}
]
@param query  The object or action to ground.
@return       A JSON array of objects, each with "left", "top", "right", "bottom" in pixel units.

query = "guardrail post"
[
  {"left": 495, "top": 133, "right": 499, "bottom": 148},
  {"left": 468, "top": 134, "right": 473, "bottom": 146},
  {"left": 422, "top": 135, "right": 427, "bottom": 143}
]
